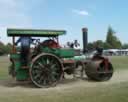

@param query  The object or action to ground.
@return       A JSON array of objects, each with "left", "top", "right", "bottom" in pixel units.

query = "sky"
[{"left": 0, "top": 0, "right": 128, "bottom": 47}]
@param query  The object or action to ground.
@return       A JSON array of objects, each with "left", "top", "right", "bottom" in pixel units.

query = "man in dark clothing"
[
  {"left": 96, "top": 47, "right": 103, "bottom": 56},
  {"left": 74, "top": 40, "right": 80, "bottom": 49},
  {"left": 15, "top": 37, "right": 35, "bottom": 66}
]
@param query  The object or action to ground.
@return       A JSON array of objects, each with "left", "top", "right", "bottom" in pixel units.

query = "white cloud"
[
  {"left": 72, "top": 9, "right": 89, "bottom": 16},
  {"left": 0, "top": 0, "right": 32, "bottom": 43}
]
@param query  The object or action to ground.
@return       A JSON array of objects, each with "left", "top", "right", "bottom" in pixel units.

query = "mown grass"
[
  {"left": 110, "top": 56, "right": 128, "bottom": 69},
  {"left": 0, "top": 81, "right": 128, "bottom": 102},
  {"left": 0, "top": 56, "right": 10, "bottom": 80}
]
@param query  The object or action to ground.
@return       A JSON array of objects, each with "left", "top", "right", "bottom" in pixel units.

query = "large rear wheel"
[{"left": 30, "top": 53, "right": 63, "bottom": 88}]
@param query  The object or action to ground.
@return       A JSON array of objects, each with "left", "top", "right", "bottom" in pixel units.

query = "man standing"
[
  {"left": 15, "top": 37, "right": 35, "bottom": 66},
  {"left": 74, "top": 40, "right": 80, "bottom": 49}
]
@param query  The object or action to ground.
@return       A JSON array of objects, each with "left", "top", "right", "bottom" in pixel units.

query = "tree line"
[
  {"left": 0, "top": 26, "right": 128, "bottom": 55},
  {"left": 0, "top": 42, "right": 12, "bottom": 55},
  {"left": 87, "top": 26, "right": 128, "bottom": 51}
]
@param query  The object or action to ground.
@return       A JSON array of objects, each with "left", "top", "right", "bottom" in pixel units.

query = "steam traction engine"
[{"left": 7, "top": 28, "right": 113, "bottom": 88}]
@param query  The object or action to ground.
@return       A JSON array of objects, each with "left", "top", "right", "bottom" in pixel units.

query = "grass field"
[
  {"left": 0, "top": 81, "right": 128, "bottom": 102},
  {"left": 0, "top": 56, "right": 128, "bottom": 102},
  {"left": 0, "top": 56, "right": 10, "bottom": 80},
  {"left": 109, "top": 56, "right": 128, "bottom": 69}
]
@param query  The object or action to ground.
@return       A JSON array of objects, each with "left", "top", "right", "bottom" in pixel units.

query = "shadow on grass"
[
  {"left": 59, "top": 75, "right": 99, "bottom": 85},
  {"left": 0, "top": 78, "right": 36, "bottom": 88},
  {"left": 0, "top": 75, "right": 100, "bottom": 89}
]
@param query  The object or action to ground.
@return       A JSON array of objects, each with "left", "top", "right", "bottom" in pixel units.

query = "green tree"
[
  {"left": 0, "top": 42, "right": 12, "bottom": 55},
  {"left": 87, "top": 40, "right": 104, "bottom": 51},
  {"left": 122, "top": 43, "right": 128, "bottom": 49},
  {"left": 4, "top": 43, "right": 12, "bottom": 54},
  {"left": 106, "top": 26, "right": 122, "bottom": 49},
  {"left": 103, "top": 42, "right": 111, "bottom": 49},
  {"left": 93, "top": 40, "right": 104, "bottom": 48},
  {"left": 87, "top": 42, "right": 94, "bottom": 51},
  {"left": 0, "top": 41, "right": 5, "bottom": 55}
]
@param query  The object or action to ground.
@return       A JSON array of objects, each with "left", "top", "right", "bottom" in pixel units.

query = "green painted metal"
[
  {"left": 16, "top": 69, "right": 29, "bottom": 80},
  {"left": 10, "top": 54, "right": 21, "bottom": 72},
  {"left": 58, "top": 48, "right": 74, "bottom": 58},
  {"left": 40, "top": 47, "right": 75, "bottom": 58},
  {"left": 10, "top": 53, "right": 29, "bottom": 80},
  {"left": 7, "top": 28, "right": 66, "bottom": 37},
  {"left": 63, "top": 55, "right": 87, "bottom": 61}
]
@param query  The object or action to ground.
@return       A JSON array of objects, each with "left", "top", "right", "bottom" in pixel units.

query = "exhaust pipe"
[{"left": 82, "top": 28, "right": 88, "bottom": 54}]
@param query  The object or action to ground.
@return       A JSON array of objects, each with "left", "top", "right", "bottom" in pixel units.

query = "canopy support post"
[{"left": 12, "top": 37, "right": 16, "bottom": 53}]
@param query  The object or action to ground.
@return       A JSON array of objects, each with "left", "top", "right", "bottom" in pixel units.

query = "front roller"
[
  {"left": 30, "top": 53, "right": 63, "bottom": 88},
  {"left": 85, "top": 59, "right": 113, "bottom": 81}
]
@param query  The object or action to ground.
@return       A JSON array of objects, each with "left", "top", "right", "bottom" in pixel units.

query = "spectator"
[{"left": 73, "top": 40, "right": 80, "bottom": 49}]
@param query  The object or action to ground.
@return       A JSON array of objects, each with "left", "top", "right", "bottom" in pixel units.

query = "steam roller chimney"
[{"left": 82, "top": 28, "right": 88, "bottom": 54}]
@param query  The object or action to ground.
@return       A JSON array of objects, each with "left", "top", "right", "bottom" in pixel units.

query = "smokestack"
[{"left": 82, "top": 28, "right": 88, "bottom": 54}]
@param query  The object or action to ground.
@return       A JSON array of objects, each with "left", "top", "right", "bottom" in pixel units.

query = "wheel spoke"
[
  {"left": 33, "top": 65, "right": 40, "bottom": 69},
  {"left": 46, "top": 57, "right": 50, "bottom": 64},
  {"left": 43, "top": 79, "right": 47, "bottom": 85},
  {"left": 51, "top": 64, "right": 57, "bottom": 70},
  {"left": 49, "top": 58, "right": 54, "bottom": 65},
  {"left": 41, "top": 58, "right": 46, "bottom": 65},
  {"left": 37, "top": 62, "right": 45, "bottom": 68},
  {"left": 37, "top": 75, "right": 44, "bottom": 84},
  {"left": 34, "top": 74, "right": 40, "bottom": 79}
]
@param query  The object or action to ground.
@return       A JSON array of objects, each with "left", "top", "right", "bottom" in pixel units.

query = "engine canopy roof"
[{"left": 7, "top": 28, "right": 66, "bottom": 37}]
